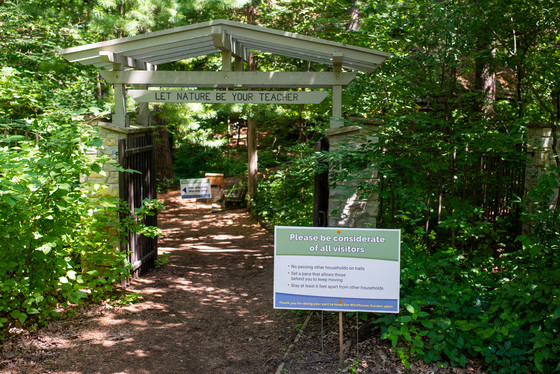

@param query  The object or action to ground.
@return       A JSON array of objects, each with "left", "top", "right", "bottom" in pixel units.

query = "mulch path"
[{"left": 1, "top": 189, "right": 486, "bottom": 373}]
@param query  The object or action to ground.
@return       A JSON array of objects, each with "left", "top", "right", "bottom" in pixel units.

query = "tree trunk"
[
  {"left": 346, "top": 0, "right": 360, "bottom": 32},
  {"left": 246, "top": 2, "right": 258, "bottom": 201},
  {"left": 247, "top": 118, "right": 258, "bottom": 199},
  {"left": 473, "top": 34, "right": 496, "bottom": 114}
]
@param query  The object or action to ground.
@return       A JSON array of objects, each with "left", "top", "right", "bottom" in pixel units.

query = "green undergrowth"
[
  {"left": 251, "top": 144, "right": 315, "bottom": 227},
  {"left": 0, "top": 115, "right": 164, "bottom": 337},
  {"left": 373, "top": 238, "right": 560, "bottom": 373}
]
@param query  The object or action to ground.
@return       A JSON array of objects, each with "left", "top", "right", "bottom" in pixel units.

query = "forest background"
[{"left": 1, "top": 0, "right": 559, "bottom": 373}]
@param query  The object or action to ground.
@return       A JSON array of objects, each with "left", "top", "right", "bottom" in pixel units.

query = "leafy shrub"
[
  {"left": 0, "top": 114, "right": 160, "bottom": 335},
  {"left": 374, "top": 238, "right": 560, "bottom": 373},
  {"left": 252, "top": 145, "right": 315, "bottom": 227},
  {"left": 173, "top": 142, "right": 247, "bottom": 178}
]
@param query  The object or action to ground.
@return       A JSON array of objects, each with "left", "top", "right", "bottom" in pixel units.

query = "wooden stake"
[{"left": 339, "top": 311, "right": 344, "bottom": 361}]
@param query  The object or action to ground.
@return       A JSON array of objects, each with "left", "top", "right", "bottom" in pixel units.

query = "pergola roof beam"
[
  {"left": 211, "top": 26, "right": 232, "bottom": 52},
  {"left": 122, "top": 36, "right": 211, "bottom": 59},
  {"left": 128, "top": 44, "right": 218, "bottom": 63},
  {"left": 225, "top": 25, "right": 388, "bottom": 72},
  {"left": 58, "top": 19, "right": 390, "bottom": 73},
  {"left": 58, "top": 25, "right": 213, "bottom": 65},
  {"left": 99, "top": 51, "right": 148, "bottom": 70},
  {"left": 147, "top": 50, "right": 219, "bottom": 66},
  {"left": 100, "top": 70, "right": 356, "bottom": 88},
  {"left": 231, "top": 40, "right": 250, "bottom": 62}
]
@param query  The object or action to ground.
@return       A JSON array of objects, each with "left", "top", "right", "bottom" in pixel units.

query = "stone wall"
[{"left": 326, "top": 122, "right": 380, "bottom": 228}]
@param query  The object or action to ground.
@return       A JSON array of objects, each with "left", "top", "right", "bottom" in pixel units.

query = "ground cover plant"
[
  {"left": 2, "top": 0, "right": 559, "bottom": 372},
  {"left": 375, "top": 235, "right": 560, "bottom": 373}
]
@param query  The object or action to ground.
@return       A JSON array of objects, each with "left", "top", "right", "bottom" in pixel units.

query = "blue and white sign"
[
  {"left": 274, "top": 226, "right": 401, "bottom": 313},
  {"left": 180, "top": 178, "right": 211, "bottom": 199}
]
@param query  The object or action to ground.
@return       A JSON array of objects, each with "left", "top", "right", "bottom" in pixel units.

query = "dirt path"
[
  {"left": 1, "top": 189, "right": 482, "bottom": 374},
  {"left": 2, "top": 190, "right": 306, "bottom": 374}
]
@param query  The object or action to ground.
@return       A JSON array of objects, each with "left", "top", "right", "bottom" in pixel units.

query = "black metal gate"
[
  {"left": 118, "top": 134, "right": 157, "bottom": 278},
  {"left": 313, "top": 137, "right": 329, "bottom": 227}
]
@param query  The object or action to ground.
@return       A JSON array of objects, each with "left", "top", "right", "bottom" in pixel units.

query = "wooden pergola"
[{"left": 58, "top": 19, "right": 390, "bottom": 196}]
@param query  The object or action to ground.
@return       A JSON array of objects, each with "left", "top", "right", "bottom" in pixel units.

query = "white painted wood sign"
[{"left": 128, "top": 90, "right": 328, "bottom": 104}]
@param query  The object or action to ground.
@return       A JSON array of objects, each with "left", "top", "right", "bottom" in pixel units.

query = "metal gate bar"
[{"left": 118, "top": 134, "right": 157, "bottom": 278}]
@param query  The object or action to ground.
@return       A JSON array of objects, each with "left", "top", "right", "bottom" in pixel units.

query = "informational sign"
[
  {"left": 180, "top": 178, "right": 211, "bottom": 199},
  {"left": 129, "top": 90, "right": 328, "bottom": 104},
  {"left": 274, "top": 226, "right": 401, "bottom": 313}
]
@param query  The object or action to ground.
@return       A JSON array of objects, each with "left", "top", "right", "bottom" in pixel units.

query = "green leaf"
[
  {"left": 2, "top": 135, "right": 25, "bottom": 143},
  {"left": 552, "top": 307, "right": 560, "bottom": 320},
  {"left": 3, "top": 195, "right": 16, "bottom": 207},
  {"left": 18, "top": 312, "right": 27, "bottom": 324},
  {"left": 421, "top": 319, "right": 434, "bottom": 328},
  {"left": 476, "top": 328, "right": 495, "bottom": 339},
  {"left": 114, "top": 164, "right": 141, "bottom": 174},
  {"left": 455, "top": 320, "right": 477, "bottom": 331},
  {"left": 406, "top": 304, "right": 416, "bottom": 314}
]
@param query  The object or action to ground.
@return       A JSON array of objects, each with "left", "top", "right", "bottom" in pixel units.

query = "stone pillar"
[
  {"left": 524, "top": 124, "right": 559, "bottom": 221},
  {"left": 83, "top": 121, "right": 155, "bottom": 198},
  {"left": 326, "top": 121, "right": 380, "bottom": 228}
]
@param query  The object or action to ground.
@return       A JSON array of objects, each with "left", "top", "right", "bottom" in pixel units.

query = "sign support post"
[
  {"left": 274, "top": 226, "right": 401, "bottom": 361},
  {"left": 339, "top": 311, "right": 344, "bottom": 361}
]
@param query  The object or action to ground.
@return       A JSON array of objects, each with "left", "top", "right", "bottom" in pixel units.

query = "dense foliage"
[
  {"left": 0, "top": 2, "right": 156, "bottom": 333},
  {"left": 1, "top": 0, "right": 559, "bottom": 372},
  {"left": 0, "top": 116, "right": 127, "bottom": 329},
  {"left": 325, "top": 1, "right": 560, "bottom": 372},
  {"left": 252, "top": 143, "right": 316, "bottom": 227}
]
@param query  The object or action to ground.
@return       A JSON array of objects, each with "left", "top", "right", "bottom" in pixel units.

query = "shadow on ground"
[
  {"left": 1, "top": 190, "right": 302, "bottom": 374},
  {"left": 1, "top": 190, "right": 486, "bottom": 374}
]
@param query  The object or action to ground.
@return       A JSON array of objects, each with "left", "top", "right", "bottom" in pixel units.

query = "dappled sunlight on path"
[{"left": 2, "top": 189, "right": 300, "bottom": 374}]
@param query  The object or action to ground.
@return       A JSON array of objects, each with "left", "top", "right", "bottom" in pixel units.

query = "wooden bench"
[{"left": 222, "top": 183, "right": 247, "bottom": 208}]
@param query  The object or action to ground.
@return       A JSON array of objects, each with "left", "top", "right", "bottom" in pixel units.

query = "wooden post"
[
  {"left": 330, "top": 84, "right": 343, "bottom": 129},
  {"left": 112, "top": 62, "right": 129, "bottom": 127},
  {"left": 313, "top": 137, "right": 329, "bottom": 227},
  {"left": 339, "top": 311, "right": 344, "bottom": 361},
  {"left": 234, "top": 56, "right": 244, "bottom": 72},
  {"left": 137, "top": 64, "right": 153, "bottom": 126},
  {"left": 247, "top": 40, "right": 257, "bottom": 201},
  {"left": 331, "top": 54, "right": 344, "bottom": 129},
  {"left": 222, "top": 50, "right": 232, "bottom": 72}
]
